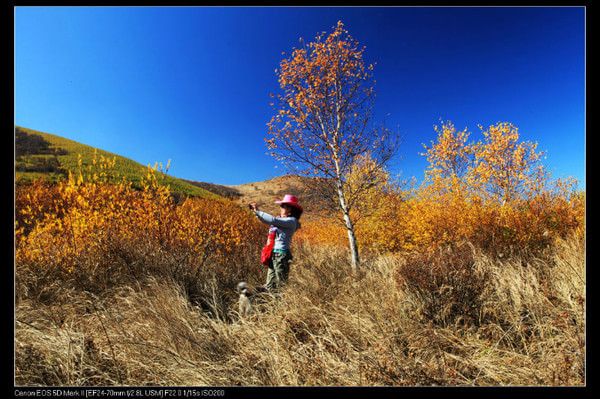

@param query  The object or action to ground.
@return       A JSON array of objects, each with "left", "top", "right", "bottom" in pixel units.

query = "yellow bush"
[
  {"left": 295, "top": 216, "right": 348, "bottom": 248},
  {"left": 16, "top": 155, "right": 264, "bottom": 277},
  {"left": 320, "top": 121, "right": 585, "bottom": 257}
]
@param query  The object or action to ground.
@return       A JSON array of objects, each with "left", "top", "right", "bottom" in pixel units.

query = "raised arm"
[{"left": 254, "top": 210, "right": 297, "bottom": 229}]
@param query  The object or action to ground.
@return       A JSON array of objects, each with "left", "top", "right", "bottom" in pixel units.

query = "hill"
[
  {"left": 181, "top": 179, "right": 242, "bottom": 200},
  {"left": 15, "top": 126, "right": 218, "bottom": 199},
  {"left": 15, "top": 126, "right": 337, "bottom": 215},
  {"left": 228, "top": 174, "right": 337, "bottom": 220}
]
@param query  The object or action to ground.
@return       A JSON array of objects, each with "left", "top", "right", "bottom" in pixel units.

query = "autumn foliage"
[
  {"left": 14, "top": 127, "right": 584, "bottom": 386},
  {"left": 296, "top": 121, "right": 584, "bottom": 258},
  {"left": 266, "top": 20, "right": 379, "bottom": 172},
  {"left": 267, "top": 21, "right": 398, "bottom": 270},
  {"left": 16, "top": 152, "right": 264, "bottom": 306},
  {"left": 14, "top": 20, "right": 585, "bottom": 386}
]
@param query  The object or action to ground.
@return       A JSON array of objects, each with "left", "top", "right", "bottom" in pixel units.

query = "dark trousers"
[{"left": 265, "top": 251, "right": 292, "bottom": 291}]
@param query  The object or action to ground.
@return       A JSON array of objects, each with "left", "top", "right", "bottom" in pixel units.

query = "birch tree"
[{"left": 266, "top": 21, "right": 398, "bottom": 272}]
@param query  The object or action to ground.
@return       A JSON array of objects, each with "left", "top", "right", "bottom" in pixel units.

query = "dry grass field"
[
  {"left": 14, "top": 128, "right": 585, "bottom": 387},
  {"left": 15, "top": 231, "right": 584, "bottom": 386}
]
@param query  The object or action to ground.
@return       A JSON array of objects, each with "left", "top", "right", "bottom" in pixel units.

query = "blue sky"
[{"left": 15, "top": 6, "right": 585, "bottom": 187}]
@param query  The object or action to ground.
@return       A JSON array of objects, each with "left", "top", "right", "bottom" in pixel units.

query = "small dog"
[
  {"left": 236, "top": 282, "right": 271, "bottom": 318},
  {"left": 236, "top": 282, "right": 253, "bottom": 317}
]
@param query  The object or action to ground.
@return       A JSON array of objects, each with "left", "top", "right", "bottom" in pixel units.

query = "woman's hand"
[{"left": 249, "top": 202, "right": 258, "bottom": 211}]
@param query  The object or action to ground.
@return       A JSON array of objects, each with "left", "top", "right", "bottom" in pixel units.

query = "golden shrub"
[
  {"left": 310, "top": 121, "right": 586, "bottom": 257},
  {"left": 16, "top": 155, "right": 264, "bottom": 276},
  {"left": 295, "top": 216, "right": 348, "bottom": 248}
]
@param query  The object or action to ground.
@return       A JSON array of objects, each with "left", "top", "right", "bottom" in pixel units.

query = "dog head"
[{"left": 237, "top": 281, "right": 249, "bottom": 295}]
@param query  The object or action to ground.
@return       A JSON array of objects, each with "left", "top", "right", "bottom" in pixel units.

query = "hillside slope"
[
  {"left": 228, "top": 174, "right": 337, "bottom": 220},
  {"left": 181, "top": 179, "right": 242, "bottom": 200},
  {"left": 15, "top": 126, "right": 218, "bottom": 199},
  {"left": 15, "top": 126, "right": 337, "bottom": 214}
]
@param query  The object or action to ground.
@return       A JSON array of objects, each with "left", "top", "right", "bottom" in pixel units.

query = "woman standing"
[{"left": 249, "top": 194, "right": 303, "bottom": 291}]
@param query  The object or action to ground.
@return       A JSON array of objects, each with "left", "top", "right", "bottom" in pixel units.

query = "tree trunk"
[
  {"left": 336, "top": 184, "right": 360, "bottom": 272},
  {"left": 343, "top": 210, "right": 360, "bottom": 273}
]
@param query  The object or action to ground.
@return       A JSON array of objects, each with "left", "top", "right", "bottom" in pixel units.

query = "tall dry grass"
[{"left": 15, "top": 233, "right": 584, "bottom": 386}]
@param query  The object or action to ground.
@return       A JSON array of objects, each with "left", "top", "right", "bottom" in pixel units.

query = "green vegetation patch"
[{"left": 15, "top": 126, "right": 219, "bottom": 199}]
